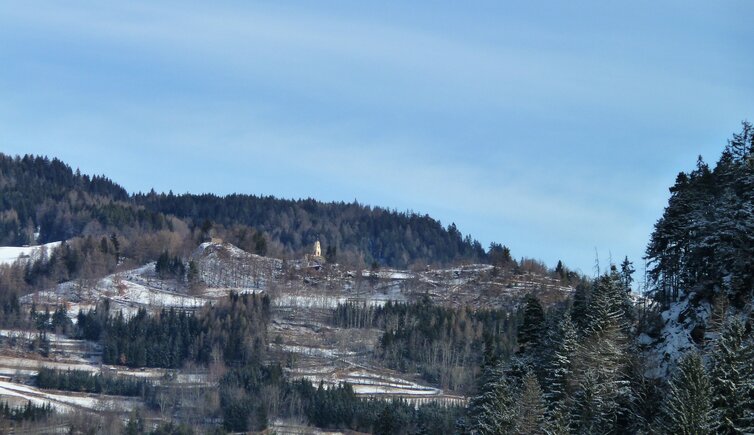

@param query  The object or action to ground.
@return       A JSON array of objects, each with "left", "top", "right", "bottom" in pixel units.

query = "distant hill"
[
  {"left": 0, "top": 153, "right": 488, "bottom": 268},
  {"left": 133, "top": 191, "right": 487, "bottom": 267},
  {"left": 0, "top": 154, "right": 168, "bottom": 245}
]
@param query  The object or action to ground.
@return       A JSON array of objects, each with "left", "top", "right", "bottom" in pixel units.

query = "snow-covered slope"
[
  {"left": 192, "top": 241, "right": 283, "bottom": 289},
  {"left": 642, "top": 294, "right": 712, "bottom": 379},
  {"left": 0, "top": 241, "right": 61, "bottom": 265},
  {"left": 22, "top": 263, "right": 210, "bottom": 320}
]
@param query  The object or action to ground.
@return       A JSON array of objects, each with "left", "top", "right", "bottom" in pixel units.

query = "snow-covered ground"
[
  {"left": 273, "top": 344, "right": 355, "bottom": 358},
  {"left": 193, "top": 241, "right": 283, "bottom": 289},
  {"left": 643, "top": 294, "right": 712, "bottom": 379},
  {"left": 0, "top": 355, "right": 99, "bottom": 376},
  {"left": 273, "top": 294, "right": 347, "bottom": 309},
  {"left": 0, "top": 241, "right": 61, "bottom": 265},
  {"left": 289, "top": 362, "right": 465, "bottom": 407},
  {"left": 0, "top": 379, "right": 137, "bottom": 413},
  {"left": 22, "top": 265, "right": 211, "bottom": 320}
]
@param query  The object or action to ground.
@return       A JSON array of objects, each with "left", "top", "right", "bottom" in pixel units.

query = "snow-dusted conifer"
[
  {"left": 657, "top": 351, "right": 713, "bottom": 435},
  {"left": 470, "top": 363, "right": 516, "bottom": 435},
  {"left": 514, "top": 371, "right": 547, "bottom": 434},
  {"left": 710, "top": 318, "right": 754, "bottom": 434},
  {"left": 517, "top": 294, "right": 546, "bottom": 357},
  {"left": 543, "top": 312, "right": 577, "bottom": 405}
]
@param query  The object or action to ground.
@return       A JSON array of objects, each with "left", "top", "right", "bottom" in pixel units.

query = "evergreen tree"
[
  {"left": 619, "top": 256, "right": 635, "bottom": 292},
  {"left": 570, "top": 283, "right": 591, "bottom": 332},
  {"left": 570, "top": 272, "right": 633, "bottom": 434},
  {"left": 543, "top": 313, "right": 577, "bottom": 406},
  {"left": 710, "top": 319, "right": 754, "bottom": 434},
  {"left": 646, "top": 122, "right": 754, "bottom": 306},
  {"left": 514, "top": 371, "right": 547, "bottom": 434},
  {"left": 555, "top": 260, "right": 565, "bottom": 279},
  {"left": 585, "top": 271, "right": 631, "bottom": 335},
  {"left": 110, "top": 233, "right": 120, "bottom": 263},
  {"left": 657, "top": 351, "right": 713, "bottom": 435},
  {"left": 570, "top": 371, "right": 613, "bottom": 434},
  {"left": 517, "top": 295, "right": 545, "bottom": 356},
  {"left": 471, "top": 363, "right": 516, "bottom": 435},
  {"left": 544, "top": 403, "right": 571, "bottom": 435}
]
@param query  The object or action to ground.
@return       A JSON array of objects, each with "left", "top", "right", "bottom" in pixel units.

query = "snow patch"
[{"left": 0, "top": 242, "right": 61, "bottom": 265}]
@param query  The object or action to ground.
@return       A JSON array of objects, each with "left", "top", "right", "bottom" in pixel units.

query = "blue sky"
[{"left": 1, "top": 1, "right": 753, "bottom": 276}]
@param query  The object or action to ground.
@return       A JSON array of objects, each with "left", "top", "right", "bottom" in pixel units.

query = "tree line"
[
  {"left": 332, "top": 298, "right": 519, "bottom": 393},
  {"left": 0, "top": 152, "right": 494, "bottom": 269},
  {"left": 36, "top": 367, "right": 155, "bottom": 398},
  {"left": 0, "top": 400, "right": 53, "bottom": 423},
  {"left": 215, "top": 361, "right": 465, "bottom": 434},
  {"left": 76, "top": 292, "right": 269, "bottom": 368}
]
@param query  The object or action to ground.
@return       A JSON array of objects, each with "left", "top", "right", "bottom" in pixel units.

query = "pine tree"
[
  {"left": 570, "top": 272, "right": 633, "bottom": 434},
  {"left": 585, "top": 271, "right": 631, "bottom": 335},
  {"left": 543, "top": 313, "right": 577, "bottom": 405},
  {"left": 710, "top": 319, "right": 754, "bottom": 434},
  {"left": 570, "top": 371, "right": 606, "bottom": 434},
  {"left": 570, "top": 283, "right": 591, "bottom": 332},
  {"left": 471, "top": 363, "right": 516, "bottom": 435},
  {"left": 517, "top": 295, "right": 545, "bottom": 356},
  {"left": 657, "top": 351, "right": 713, "bottom": 435},
  {"left": 619, "top": 256, "right": 635, "bottom": 292},
  {"left": 514, "top": 371, "right": 547, "bottom": 434}
]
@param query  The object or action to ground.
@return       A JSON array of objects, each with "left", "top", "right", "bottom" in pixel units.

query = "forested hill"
[
  {"left": 133, "top": 192, "right": 486, "bottom": 267},
  {"left": 0, "top": 154, "right": 169, "bottom": 246},
  {"left": 0, "top": 153, "right": 488, "bottom": 267}
]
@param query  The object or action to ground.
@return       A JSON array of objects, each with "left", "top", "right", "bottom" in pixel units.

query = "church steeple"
[{"left": 314, "top": 240, "right": 322, "bottom": 257}]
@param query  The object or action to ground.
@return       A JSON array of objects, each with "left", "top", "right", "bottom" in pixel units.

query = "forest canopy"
[{"left": 0, "top": 153, "right": 488, "bottom": 268}]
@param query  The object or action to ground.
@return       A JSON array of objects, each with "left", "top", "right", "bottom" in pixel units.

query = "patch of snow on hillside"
[
  {"left": 274, "top": 295, "right": 347, "bottom": 309},
  {"left": 0, "top": 241, "right": 61, "bottom": 265},
  {"left": 103, "top": 278, "right": 206, "bottom": 308},
  {"left": 0, "top": 379, "right": 135, "bottom": 413},
  {"left": 645, "top": 295, "right": 711, "bottom": 379},
  {"left": 21, "top": 265, "right": 211, "bottom": 315}
]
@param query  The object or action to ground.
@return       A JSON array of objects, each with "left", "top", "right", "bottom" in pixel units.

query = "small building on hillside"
[{"left": 307, "top": 240, "right": 325, "bottom": 269}]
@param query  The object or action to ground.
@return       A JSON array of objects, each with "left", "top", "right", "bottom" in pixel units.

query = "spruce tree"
[
  {"left": 619, "top": 256, "right": 635, "bottom": 292},
  {"left": 514, "top": 371, "right": 548, "bottom": 434},
  {"left": 657, "top": 351, "right": 713, "bottom": 435},
  {"left": 710, "top": 319, "right": 754, "bottom": 434},
  {"left": 517, "top": 295, "right": 545, "bottom": 356},
  {"left": 570, "top": 283, "right": 591, "bottom": 332},
  {"left": 471, "top": 363, "right": 516, "bottom": 435},
  {"left": 585, "top": 270, "right": 630, "bottom": 335},
  {"left": 570, "top": 371, "right": 607, "bottom": 434},
  {"left": 543, "top": 313, "right": 577, "bottom": 405},
  {"left": 544, "top": 403, "right": 571, "bottom": 435},
  {"left": 570, "top": 271, "right": 633, "bottom": 434}
]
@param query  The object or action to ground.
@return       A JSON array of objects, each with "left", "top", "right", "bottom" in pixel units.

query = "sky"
[{"left": 1, "top": 1, "right": 753, "bottom": 276}]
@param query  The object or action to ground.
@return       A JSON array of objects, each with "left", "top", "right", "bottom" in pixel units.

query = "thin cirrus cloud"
[{"left": 3, "top": 2, "right": 727, "bottom": 119}]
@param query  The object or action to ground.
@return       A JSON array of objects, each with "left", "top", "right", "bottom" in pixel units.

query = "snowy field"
[
  {"left": 0, "top": 379, "right": 137, "bottom": 413},
  {"left": 0, "top": 241, "right": 61, "bottom": 265}
]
